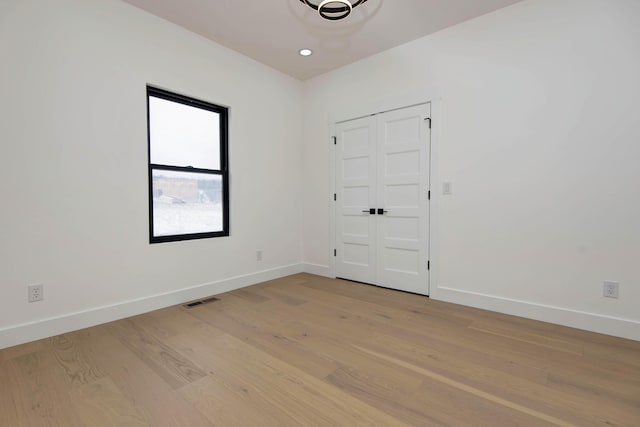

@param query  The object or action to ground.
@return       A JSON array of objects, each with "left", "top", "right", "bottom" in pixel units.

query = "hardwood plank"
[
  {"left": 302, "top": 275, "right": 450, "bottom": 318},
  {"left": 175, "top": 330, "right": 304, "bottom": 427},
  {"left": 245, "top": 285, "right": 307, "bottom": 306},
  {"left": 177, "top": 332, "right": 410, "bottom": 426},
  {"left": 3, "top": 351, "right": 84, "bottom": 426},
  {"left": 468, "top": 320, "right": 585, "bottom": 355},
  {"left": 325, "top": 365, "right": 441, "bottom": 426},
  {"left": 0, "top": 340, "right": 47, "bottom": 364},
  {"left": 102, "top": 318, "right": 207, "bottom": 389},
  {"left": 48, "top": 333, "right": 105, "bottom": 388},
  {"left": 126, "top": 305, "right": 214, "bottom": 341},
  {"left": 228, "top": 287, "right": 270, "bottom": 303},
  {"left": 355, "top": 345, "right": 576, "bottom": 427},
  {"left": 0, "top": 362, "right": 21, "bottom": 426},
  {"left": 69, "top": 377, "right": 147, "bottom": 426},
  {"left": 77, "top": 325, "right": 214, "bottom": 427},
  {"left": 181, "top": 374, "right": 300, "bottom": 426},
  {"left": 361, "top": 331, "right": 636, "bottom": 426},
  {"left": 410, "top": 378, "right": 560, "bottom": 427},
  {"left": 182, "top": 294, "right": 339, "bottom": 379}
]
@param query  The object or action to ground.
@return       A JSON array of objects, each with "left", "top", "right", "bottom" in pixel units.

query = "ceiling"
[{"left": 122, "top": 0, "right": 524, "bottom": 80}]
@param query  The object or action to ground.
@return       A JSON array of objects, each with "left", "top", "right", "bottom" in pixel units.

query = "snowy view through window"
[
  {"left": 152, "top": 170, "right": 223, "bottom": 236},
  {"left": 148, "top": 87, "right": 228, "bottom": 242}
]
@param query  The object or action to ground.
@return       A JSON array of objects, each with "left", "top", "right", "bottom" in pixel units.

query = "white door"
[
  {"left": 376, "top": 104, "right": 431, "bottom": 294},
  {"left": 335, "top": 103, "right": 431, "bottom": 295},
  {"left": 335, "top": 115, "right": 378, "bottom": 285}
]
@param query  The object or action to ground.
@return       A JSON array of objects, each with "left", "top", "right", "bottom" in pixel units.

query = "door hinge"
[
  {"left": 424, "top": 117, "right": 432, "bottom": 129},
  {"left": 332, "top": 136, "right": 337, "bottom": 145},
  {"left": 334, "top": 193, "right": 336, "bottom": 201},
  {"left": 427, "top": 260, "right": 430, "bottom": 270},
  {"left": 428, "top": 190, "right": 431, "bottom": 200},
  {"left": 334, "top": 249, "right": 337, "bottom": 257}
]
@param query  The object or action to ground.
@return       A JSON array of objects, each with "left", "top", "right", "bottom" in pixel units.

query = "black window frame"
[{"left": 147, "top": 85, "right": 230, "bottom": 243}]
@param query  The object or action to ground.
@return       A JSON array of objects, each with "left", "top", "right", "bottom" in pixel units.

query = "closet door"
[
  {"left": 376, "top": 104, "right": 431, "bottom": 294},
  {"left": 335, "top": 103, "right": 431, "bottom": 295},
  {"left": 335, "top": 115, "right": 377, "bottom": 284}
]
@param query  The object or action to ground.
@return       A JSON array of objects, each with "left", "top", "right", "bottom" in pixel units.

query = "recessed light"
[{"left": 299, "top": 48, "right": 313, "bottom": 57}]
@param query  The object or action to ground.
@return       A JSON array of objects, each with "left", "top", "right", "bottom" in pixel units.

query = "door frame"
[{"left": 328, "top": 90, "right": 442, "bottom": 297}]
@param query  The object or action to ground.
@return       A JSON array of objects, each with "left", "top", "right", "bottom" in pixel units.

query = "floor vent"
[{"left": 184, "top": 296, "right": 220, "bottom": 308}]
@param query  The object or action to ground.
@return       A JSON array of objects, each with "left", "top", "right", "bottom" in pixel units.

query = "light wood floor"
[{"left": 1, "top": 273, "right": 639, "bottom": 426}]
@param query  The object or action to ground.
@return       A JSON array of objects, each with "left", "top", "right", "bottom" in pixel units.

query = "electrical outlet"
[
  {"left": 603, "top": 281, "right": 619, "bottom": 299},
  {"left": 256, "top": 250, "right": 263, "bottom": 261},
  {"left": 28, "top": 284, "right": 44, "bottom": 303}
]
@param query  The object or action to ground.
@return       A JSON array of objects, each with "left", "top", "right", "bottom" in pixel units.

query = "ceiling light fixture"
[
  {"left": 300, "top": 0, "right": 369, "bottom": 21},
  {"left": 299, "top": 48, "right": 313, "bottom": 57}
]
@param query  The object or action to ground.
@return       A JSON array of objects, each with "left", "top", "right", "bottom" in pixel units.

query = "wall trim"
[
  {"left": 303, "top": 263, "right": 332, "bottom": 278},
  {"left": 0, "top": 263, "right": 304, "bottom": 350},
  {"left": 435, "top": 286, "right": 640, "bottom": 342}
]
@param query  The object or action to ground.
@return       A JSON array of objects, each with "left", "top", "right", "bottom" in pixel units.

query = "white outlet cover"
[
  {"left": 28, "top": 284, "right": 44, "bottom": 302},
  {"left": 603, "top": 281, "right": 619, "bottom": 298}
]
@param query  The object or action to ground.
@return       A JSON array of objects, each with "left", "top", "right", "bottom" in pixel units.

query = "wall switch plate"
[
  {"left": 28, "top": 284, "right": 44, "bottom": 303},
  {"left": 256, "top": 250, "right": 263, "bottom": 261},
  {"left": 443, "top": 182, "right": 453, "bottom": 195},
  {"left": 603, "top": 281, "right": 619, "bottom": 299}
]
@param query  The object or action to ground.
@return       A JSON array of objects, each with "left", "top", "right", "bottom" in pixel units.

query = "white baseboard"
[
  {"left": 302, "top": 263, "right": 332, "bottom": 278},
  {"left": 434, "top": 286, "right": 640, "bottom": 342},
  {"left": 0, "top": 263, "right": 304, "bottom": 350}
]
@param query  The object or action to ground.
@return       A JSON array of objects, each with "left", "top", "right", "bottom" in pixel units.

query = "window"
[{"left": 147, "top": 86, "right": 229, "bottom": 243}]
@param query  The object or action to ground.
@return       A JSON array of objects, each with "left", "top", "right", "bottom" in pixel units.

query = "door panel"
[
  {"left": 335, "top": 103, "right": 431, "bottom": 295},
  {"left": 335, "top": 116, "right": 377, "bottom": 284},
  {"left": 377, "top": 104, "right": 431, "bottom": 294},
  {"left": 386, "top": 150, "right": 421, "bottom": 175}
]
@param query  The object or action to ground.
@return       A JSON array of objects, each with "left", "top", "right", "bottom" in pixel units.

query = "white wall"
[
  {"left": 302, "top": 0, "right": 640, "bottom": 340},
  {"left": 0, "top": 0, "right": 303, "bottom": 348}
]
